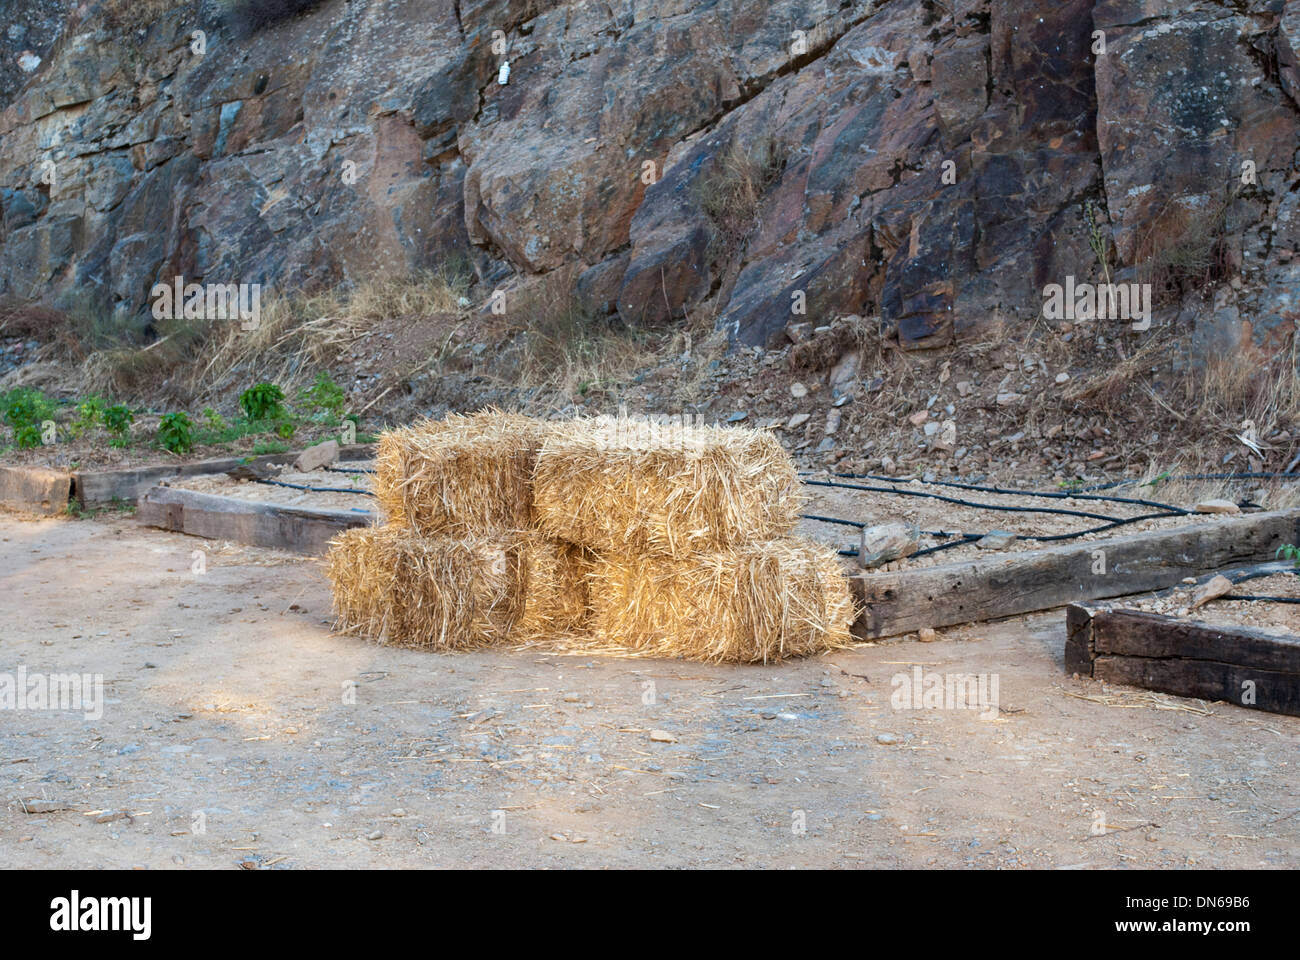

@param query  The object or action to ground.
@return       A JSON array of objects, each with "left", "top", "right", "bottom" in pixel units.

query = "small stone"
[
  {"left": 391, "top": 808, "right": 406, "bottom": 818},
  {"left": 1195, "top": 499, "right": 1239, "bottom": 514},
  {"left": 1055, "top": 372, "right": 1070, "bottom": 384},
  {"left": 21, "top": 799, "right": 69, "bottom": 814},
  {"left": 858, "top": 523, "right": 920, "bottom": 569},
  {"left": 923, "top": 421, "right": 939, "bottom": 436},
  {"left": 976, "top": 530, "right": 1017, "bottom": 551},
  {"left": 649, "top": 730, "right": 678, "bottom": 743},
  {"left": 786, "top": 413, "right": 811, "bottom": 430},
  {"left": 956, "top": 381, "right": 972, "bottom": 397},
  {"left": 726, "top": 411, "right": 748, "bottom": 422},
  {"left": 785, "top": 322, "right": 812, "bottom": 344},
  {"left": 367, "top": 830, "right": 384, "bottom": 840},
  {"left": 1191, "top": 574, "right": 1234, "bottom": 609},
  {"left": 908, "top": 410, "right": 929, "bottom": 426},
  {"left": 293, "top": 439, "right": 340, "bottom": 473},
  {"left": 996, "top": 392, "right": 1024, "bottom": 406},
  {"left": 917, "top": 628, "right": 936, "bottom": 642},
  {"left": 876, "top": 733, "right": 899, "bottom": 745},
  {"left": 790, "top": 382, "right": 808, "bottom": 398},
  {"left": 824, "top": 409, "right": 841, "bottom": 435}
]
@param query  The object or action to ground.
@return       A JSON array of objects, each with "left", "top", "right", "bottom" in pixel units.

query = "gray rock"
[
  {"left": 293, "top": 440, "right": 340, "bottom": 473},
  {"left": 859, "top": 522, "right": 920, "bottom": 569},
  {"left": 976, "top": 530, "right": 1017, "bottom": 551}
]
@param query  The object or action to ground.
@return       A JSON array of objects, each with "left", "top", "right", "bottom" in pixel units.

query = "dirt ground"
[{"left": 2, "top": 512, "right": 1298, "bottom": 869}]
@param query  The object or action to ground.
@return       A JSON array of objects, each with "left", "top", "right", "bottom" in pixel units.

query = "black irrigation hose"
[
  {"left": 326, "top": 464, "right": 375, "bottom": 475},
  {"left": 1080, "top": 472, "right": 1300, "bottom": 492},
  {"left": 802, "top": 478, "right": 1123, "bottom": 523},
  {"left": 251, "top": 476, "right": 375, "bottom": 496},
  {"left": 803, "top": 513, "right": 865, "bottom": 528},
  {"left": 828, "top": 510, "right": 1187, "bottom": 559},
  {"left": 815, "top": 471, "right": 1189, "bottom": 515}
]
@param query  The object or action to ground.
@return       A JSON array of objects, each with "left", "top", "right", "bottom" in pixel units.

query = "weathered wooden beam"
[
  {"left": 1066, "top": 603, "right": 1300, "bottom": 717},
  {"left": 0, "top": 465, "right": 73, "bottom": 514},
  {"left": 136, "top": 485, "right": 373, "bottom": 555},
  {"left": 850, "top": 509, "right": 1300, "bottom": 639},
  {"left": 73, "top": 444, "right": 374, "bottom": 506}
]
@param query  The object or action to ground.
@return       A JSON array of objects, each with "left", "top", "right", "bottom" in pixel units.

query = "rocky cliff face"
[{"left": 2, "top": 0, "right": 1298, "bottom": 354}]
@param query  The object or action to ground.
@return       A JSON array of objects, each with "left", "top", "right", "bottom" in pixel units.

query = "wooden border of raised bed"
[
  {"left": 0, "top": 465, "right": 73, "bottom": 514},
  {"left": 72, "top": 443, "right": 375, "bottom": 506},
  {"left": 136, "top": 485, "right": 374, "bottom": 555},
  {"left": 848, "top": 509, "right": 1300, "bottom": 640},
  {"left": 1065, "top": 603, "right": 1300, "bottom": 717}
]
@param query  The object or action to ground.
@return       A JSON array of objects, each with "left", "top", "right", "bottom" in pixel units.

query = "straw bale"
[
  {"left": 586, "top": 537, "right": 856, "bottom": 663},
  {"left": 373, "top": 409, "right": 545, "bottom": 535},
  {"left": 534, "top": 415, "right": 803, "bottom": 556},
  {"left": 325, "top": 525, "right": 588, "bottom": 649}
]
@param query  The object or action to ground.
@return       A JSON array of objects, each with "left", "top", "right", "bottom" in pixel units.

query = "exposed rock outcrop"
[{"left": 0, "top": 0, "right": 1297, "bottom": 353}]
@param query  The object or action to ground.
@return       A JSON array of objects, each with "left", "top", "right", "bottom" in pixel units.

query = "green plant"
[
  {"left": 201, "top": 407, "right": 228, "bottom": 432},
  {"left": 157, "top": 411, "right": 195, "bottom": 454},
  {"left": 12, "top": 424, "right": 43, "bottom": 449},
  {"left": 239, "top": 382, "right": 286, "bottom": 421},
  {"left": 1278, "top": 544, "right": 1300, "bottom": 570},
  {"left": 103, "top": 404, "right": 135, "bottom": 438},
  {"left": 1084, "top": 200, "right": 1112, "bottom": 287},
  {"left": 276, "top": 420, "right": 296, "bottom": 440},
  {"left": 70, "top": 395, "right": 106, "bottom": 438},
  {"left": 2, "top": 388, "right": 56, "bottom": 431},
  {"left": 298, "top": 371, "right": 346, "bottom": 418},
  {"left": 252, "top": 439, "right": 289, "bottom": 455}
]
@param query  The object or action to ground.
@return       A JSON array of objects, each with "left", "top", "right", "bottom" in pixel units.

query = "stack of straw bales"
[
  {"left": 534, "top": 415, "right": 856, "bottom": 662},
  {"left": 327, "top": 410, "right": 589, "bottom": 650},
  {"left": 325, "top": 409, "right": 856, "bottom": 662}
]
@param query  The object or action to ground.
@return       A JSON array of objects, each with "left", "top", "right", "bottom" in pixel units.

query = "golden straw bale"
[
  {"left": 586, "top": 538, "right": 856, "bottom": 663},
  {"left": 325, "top": 525, "right": 588, "bottom": 649},
  {"left": 325, "top": 525, "right": 397, "bottom": 639},
  {"left": 373, "top": 409, "right": 546, "bottom": 535},
  {"left": 533, "top": 415, "right": 803, "bottom": 556}
]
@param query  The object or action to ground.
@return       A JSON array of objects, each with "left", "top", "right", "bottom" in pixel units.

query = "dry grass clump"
[
  {"left": 373, "top": 409, "right": 546, "bottom": 535},
  {"left": 693, "top": 136, "right": 786, "bottom": 251},
  {"left": 1135, "top": 193, "right": 1234, "bottom": 305},
  {"left": 325, "top": 525, "right": 588, "bottom": 649},
  {"left": 533, "top": 415, "right": 803, "bottom": 556},
  {"left": 587, "top": 539, "right": 856, "bottom": 663},
  {"left": 503, "top": 273, "right": 663, "bottom": 405}
]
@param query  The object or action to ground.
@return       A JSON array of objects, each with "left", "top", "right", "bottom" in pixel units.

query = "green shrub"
[
  {"left": 70, "top": 396, "right": 106, "bottom": 438},
  {"left": 157, "top": 412, "right": 195, "bottom": 455},
  {"left": 239, "top": 382, "right": 286, "bottom": 421},
  {"left": 103, "top": 404, "right": 135, "bottom": 438},
  {"left": 2, "top": 388, "right": 56, "bottom": 431},
  {"left": 252, "top": 439, "right": 289, "bottom": 455},
  {"left": 201, "top": 407, "right": 228, "bottom": 432},
  {"left": 13, "top": 424, "right": 43, "bottom": 449},
  {"left": 276, "top": 420, "right": 296, "bottom": 440},
  {"left": 298, "top": 371, "right": 346, "bottom": 418}
]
